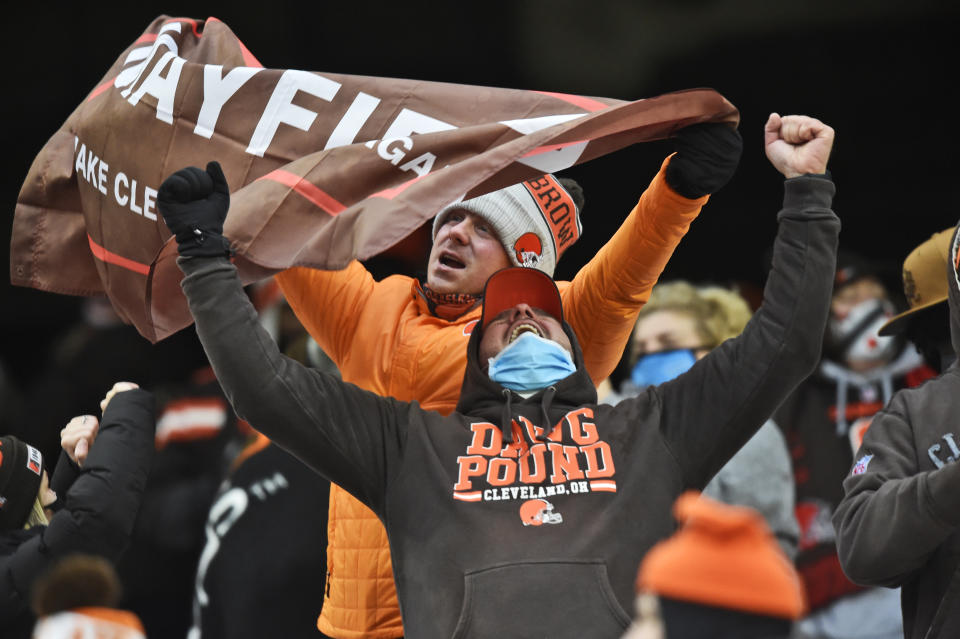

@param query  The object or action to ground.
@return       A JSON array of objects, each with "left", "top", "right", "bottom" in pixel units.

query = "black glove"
[
  {"left": 158, "top": 161, "right": 233, "bottom": 258},
  {"left": 664, "top": 122, "right": 743, "bottom": 199}
]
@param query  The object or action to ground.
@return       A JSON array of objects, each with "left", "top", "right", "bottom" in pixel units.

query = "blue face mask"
[
  {"left": 630, "top": 349, "right": 698, "bottom": 388},
  {"left": 488, "top": 332, "right": 577, "bottom": 392}
]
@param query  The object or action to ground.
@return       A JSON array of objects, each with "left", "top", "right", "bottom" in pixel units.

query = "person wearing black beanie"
[{"left": 0, "top": 436, "right": 49, "bottom": 532}]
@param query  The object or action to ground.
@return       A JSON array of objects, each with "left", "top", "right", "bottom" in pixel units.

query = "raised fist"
[
  {"left": 158, "top": 161, "right": 232, "bottom": 257},
  {"left": 665, "top": 122, "right": 743, "bottom": 199},
  {"left": 764, "top": 114, "right": 834, "bottom": 178}
]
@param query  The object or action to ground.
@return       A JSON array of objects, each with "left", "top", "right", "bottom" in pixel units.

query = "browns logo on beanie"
[
  {"left": 0, "top": 435, "right": 45, "bottom": 531},
  {"left": 432, "top": 175, "right": 583, "bottom": 277}
]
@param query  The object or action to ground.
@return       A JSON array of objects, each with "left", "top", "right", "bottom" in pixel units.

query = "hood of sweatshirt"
[{"left": 455, "top": 318, "right": 598, "bottom": 442}]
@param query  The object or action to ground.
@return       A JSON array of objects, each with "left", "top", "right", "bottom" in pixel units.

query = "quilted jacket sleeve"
[
  {"left": 561, "top": 157, "right": 707, "bottom": 386},
  {"left": 275, "top": 261, "right": 377, "bottom": 364}
]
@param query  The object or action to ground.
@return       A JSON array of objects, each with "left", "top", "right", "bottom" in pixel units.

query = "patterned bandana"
[{"left": 419, "top": 282, "right": 481, "bottom": 321}]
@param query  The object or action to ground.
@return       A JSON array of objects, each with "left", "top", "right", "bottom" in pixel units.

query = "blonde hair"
[
  {"left": 23, "top": 495, "right": 50, "bottom": 529},
  {"left": 634, "top": 282, "right": 753, "bottom": 361}
]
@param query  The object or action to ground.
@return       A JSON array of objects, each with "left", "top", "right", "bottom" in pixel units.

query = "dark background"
[{"left": 3, "top": 1, "right": 958, "bottom": 391}]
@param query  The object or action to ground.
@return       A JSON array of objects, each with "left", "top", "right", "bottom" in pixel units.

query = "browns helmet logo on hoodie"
[{"left": 519, "top": 498, "right": 563, "bottom": 526}]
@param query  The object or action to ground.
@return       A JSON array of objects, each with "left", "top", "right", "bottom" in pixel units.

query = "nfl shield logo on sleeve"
[{"left": 852, "top": 454, "right": 874, "bottom": 476}]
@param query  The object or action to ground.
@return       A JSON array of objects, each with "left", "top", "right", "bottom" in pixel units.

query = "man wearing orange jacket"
[{"left": 273, "top": 123, "right": 742, "bottom": 638}]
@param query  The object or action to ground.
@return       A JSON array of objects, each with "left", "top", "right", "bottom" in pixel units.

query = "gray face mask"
[{"left": 829, "top": 298, "right": 898, "bottom": 366}]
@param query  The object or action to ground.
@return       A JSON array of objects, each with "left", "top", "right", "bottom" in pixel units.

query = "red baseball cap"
[{"left": 481, "top": 267, "right": 564, "bottom": 330}]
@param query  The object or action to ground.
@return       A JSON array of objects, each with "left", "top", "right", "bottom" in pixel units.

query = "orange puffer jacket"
[{"left": 275, "top": 158, "right": 707, "bottom": 638}]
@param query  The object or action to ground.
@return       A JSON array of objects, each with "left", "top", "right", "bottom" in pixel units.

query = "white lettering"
[
  {"left": 114, "top": 45, "right": 155, "bottom": 90},
  {"left": 96, "top": 159, "right": 109, "bottom": 194},
  {"left": 251, "top": 472, "right": 289, "bottom": 500},
  {"left": 129, "top": 179, "right": 142, "bottom": 214},
  {"left": 944, "top": 433, "right": 960, "bottom": 460},
  {"left": 247, "top": 70, "right": 341, "bottom": 157},
  {"left": 195, "top": 65, "right": 262, "bottom": 138},
  {"left": 84, "top": 150, "right": 98, "bottom": 184},
  {"left": 125, "top": 51, "right": 187, "bottom": 124},
  {"left": 928, "top": 443, "right": 945, "bottom": 469},
  {"left": 115, "top": 173, "right": 129, "bottom": 205},
  {"left": 399, "top": 152, "right": 436, "bottom": 177},
  {"left": 143, "top": 185, "right": 158, "bottom": 220},
  {"left": 74, "top": 144, "right": 109, "bottom": 195},
  {"left": 195, "top": 487, "right": 248, "bottom": 605},
  {"left": 119, "top": 23, "right": 182, "bottom": 97},
  {"left": 325, "top": 91, "right": 380, "bottom": 149},
  {"left": 377, "top": 137, "right": 412, "bottom": 165},
  {"left": 97, "top": 159, "right": 109, "bottom": 195},
  {"left": 75, "top": 143, "right": 87, "bottom": 177}
]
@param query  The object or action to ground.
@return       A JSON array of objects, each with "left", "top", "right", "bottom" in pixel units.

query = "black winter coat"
[{"left": 0, "top": 389, "right": 155, "bottom": 637}]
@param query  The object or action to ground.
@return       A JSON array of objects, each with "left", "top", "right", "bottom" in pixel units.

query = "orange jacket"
[{"left": 275, "top": 158, "right": 706, "bottom": 638}]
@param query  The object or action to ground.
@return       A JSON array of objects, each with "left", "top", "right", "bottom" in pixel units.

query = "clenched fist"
[
  {"left": 158, "top": 161, "right": 233, "bottom": 257},
  {"left": 764, "top": 114, "right": 834, "bottom": 178}
]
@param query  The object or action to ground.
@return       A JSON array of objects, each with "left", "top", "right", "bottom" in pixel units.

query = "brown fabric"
[{"left": 11, "top": 15, "right": 738, "bottom": 343}]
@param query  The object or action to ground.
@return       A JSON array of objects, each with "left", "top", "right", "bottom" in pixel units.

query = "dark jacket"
[
  {"left": 188, "top": 439, "right": 331, "bottom": 639},
  {"left": 0, "top": 389, "right": 155, "bottom": 637},
  {"left": 117, "top": 370, "right": 245, "bottom": 639},
  {"left": 775, "top": 345, "right": 931, "bottom": 610},
  {"left": 180, "top": 176, "right": 838, "bottom": 638},
  {"left": 834, "top": 223, "right": 960, "bottom": 639}
]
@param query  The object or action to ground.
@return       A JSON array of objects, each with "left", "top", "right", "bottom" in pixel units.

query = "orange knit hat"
[{"left": 637, "top": 491, "right": 806, "bottom": 620}]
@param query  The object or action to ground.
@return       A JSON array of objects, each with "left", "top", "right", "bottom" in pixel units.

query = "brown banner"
[{"left": 11, "top": 15, "right": 738, "bottom": 342}]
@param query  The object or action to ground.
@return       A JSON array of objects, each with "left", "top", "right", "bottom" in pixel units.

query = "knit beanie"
[
  {"left": 432, "top": 175, "right": 582, "bottom": 277},
  {"left": 637, "top": 491, "right": 806, "bottom": 620},
  {"left": 0, "top": 435, "right": 45, "bottom": 531}
]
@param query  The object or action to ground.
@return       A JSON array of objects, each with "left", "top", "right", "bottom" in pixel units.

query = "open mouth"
[
  {"left": 439, "top": 254, "right": 465, "bottom": 269},
  {"left": 509, "top": 323, "right": 543, "bottom": 343}
]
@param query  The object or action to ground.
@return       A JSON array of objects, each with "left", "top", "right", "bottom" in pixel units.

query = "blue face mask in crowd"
[
  {"left": 488, "top": 332, "right": 577, "bottom": 392},
  {"left": 631, "top": 349, "right": 699, "bottom": 388}
]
